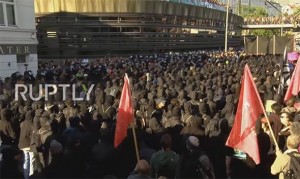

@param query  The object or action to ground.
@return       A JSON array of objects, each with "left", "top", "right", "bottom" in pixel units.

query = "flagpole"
[
  {"left": 248, "top": 65, "right": 280, "bottom": 150},
  {"left": 114, "top": 73, "right": 141, "bottom": 162},
  {"left": 243, "top": 35, "right": 246, "bottom": 52},
  {"left": 261, "top": 111, "right": 280, "bottom": 150},
  {"left": 284, "top": 46, "right": 288, "bottom": 64},
  {"left": 131, "top": 122, "right": 140, "bottom": 162},
  {"left": 126, "top": 73, "right": 140, "bottom": 162},
  {"left": 273, "top": 35, "right": 276, "bottom": 55},
  {"left": 256, "top": 36, "right": 259, "bottom": 55}
]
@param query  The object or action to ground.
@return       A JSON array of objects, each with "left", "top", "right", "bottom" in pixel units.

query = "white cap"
[{"left": 188, "top": 136, "right": 199, "bottom": 147}]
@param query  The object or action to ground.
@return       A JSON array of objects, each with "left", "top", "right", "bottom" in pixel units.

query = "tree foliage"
[
  {"left": 250, "top": 29, "right": 281, "bottom": 37},
  {"left": 293, "top": 7, "right": 300, "bottom": 16},
  {"left": 240, "top": 6, "right": 268, "bottom": 18}
]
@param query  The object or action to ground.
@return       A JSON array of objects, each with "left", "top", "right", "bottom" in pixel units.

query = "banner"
[
  {"left": 244, "top": 36, "right": 294, "bottom": 55},
  {"left": 287, "top": 52, "right": 299, "bottom": 62},
  {"left": 257, "top": 36, "right": 269, "bottom": 54},
  {"left": 244, "top": 36, "right": 256, "bottom": 54}
]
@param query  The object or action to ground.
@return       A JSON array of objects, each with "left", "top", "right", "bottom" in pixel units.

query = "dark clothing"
[
  {"left": 0, "top": 161, "right": 24, "bottom": 179},
  {"left": 89, "top": 141, "right": 116, "bottom": 178},
  {"left": 140, "top": 142, "right": 156, "bottom": 164},
  {"left": 206, "top": 133, "right": 228, "bottom": 178},
  {"left": 42, "top": 155, "right": 66, "bottom": 178},
  {"left": 150, "top": 150, "right": 181, "bottom": 178},
  {"left": 254, "top": 130, "right": 272, "bottom": 178},
  {"left": 181, "top": 149, "right": 215, "bottom": 179},
  {"left": 127, "top": 173, "right": 151, "bottom": 179},
  {"left": 99, "top": 105, "right": 116, "bottom": 121},
  {"left": 62, "top": 146, "right": 87, "bottom": 178},
  {"left": 207, "top": 100, "right": 216, "bottom": 117},
  {"left": 0, "top": 147, "right": 24, "bottom": 179},
  {"left": 268, "top": 113, "right": 282, "bottom": 144}
]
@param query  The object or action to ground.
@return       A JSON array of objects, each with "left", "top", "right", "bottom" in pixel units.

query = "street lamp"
[{"left": 225, "top": 0, "right": 230, "bottom": 52}]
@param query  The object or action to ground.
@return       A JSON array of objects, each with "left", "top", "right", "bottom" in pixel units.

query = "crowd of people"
[
  {"left": 166, "top": 0, "right": 226, "bottom": 11},
  {"left": 244, "top": 14, "right": 300, "bottom": 26},
  {"left": 206, "top": 0, "right": 224, "bottom": 7},
  {"left": 0, "top": 50, "right": 300, "bottom": 179}
]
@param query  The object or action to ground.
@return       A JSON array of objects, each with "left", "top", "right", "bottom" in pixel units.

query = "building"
[
  {"left": 275, "top": 0, "right": 299, "bottom": 7},
  {"left": 282, "top": 4, "right": 299, "bottom": 15},
  {"left": 0, "top": 0, "right": 38, "bottom": 78},
  {"left": 34, "top": 0, "right": 243, "bottom": 59},
  {"left": 266, "top": 1, "right": 281, "bottom": 16}
]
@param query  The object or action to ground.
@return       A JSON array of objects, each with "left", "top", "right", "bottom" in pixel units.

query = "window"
[
  {"left": 0, "top": 4, "right": 4, "bottom": 25},
  {"left": 47, "top": 31, "right": 57, "bottom": 38},
  {"left": 17, "top": 55, "right": 26, "bottom": 63},
  {"left": 0, "top": 0, "right": 16, "bottom": 27}
]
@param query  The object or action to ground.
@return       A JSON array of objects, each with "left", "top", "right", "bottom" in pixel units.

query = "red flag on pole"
[
  {"left": 114, "top": 74, "right": 134, "bottom": 148},
  {"left": 226, "top": 64, "right": 264, "bottom": 164},
  {"left": 284, "top": 60, "right": 300, "bottom": 101}
]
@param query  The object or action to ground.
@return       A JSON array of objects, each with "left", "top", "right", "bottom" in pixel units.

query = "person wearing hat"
[{"left": 181, "top": 136, "right": 215, "bottom": 179}]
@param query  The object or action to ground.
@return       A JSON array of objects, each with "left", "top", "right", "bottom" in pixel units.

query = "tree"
[
  {"left": 293, "top": 7, "right": 300, "bottom": 16},
  {"left": 250, "top": 29, "right": 281, "bottom": 37},
  {"left": 241, "top": 6, "right": 268, "bottom": 18}
]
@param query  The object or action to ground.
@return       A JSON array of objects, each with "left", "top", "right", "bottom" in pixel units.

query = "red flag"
[
  {"left": 114, "top": 74, "right": 134, "bottom": 148},
  {"left": 284, "top": 60, "right": 300, "bottom": 101},
  {"left": 226, "top": 64, "right": 264, "bottom": 164}
]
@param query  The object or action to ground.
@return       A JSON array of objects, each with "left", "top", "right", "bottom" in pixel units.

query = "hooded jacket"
[{"left": 150, "top": 150, "right": 181, "bottom": 178}]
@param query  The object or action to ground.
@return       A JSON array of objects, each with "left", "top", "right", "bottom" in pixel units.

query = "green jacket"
[{"left": 150, "top": 150, "right": 181, "bottom": 178}]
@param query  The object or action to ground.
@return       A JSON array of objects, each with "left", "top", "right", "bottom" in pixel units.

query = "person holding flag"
[
  {"left": 226, "top": 64, "right": 280, "bottom": 177},
  {"left": 114, "top": 73, "right": 140, "bottom": 161},
  {"left": 226, "top": 64, "right": 266, "bottom": 165}
]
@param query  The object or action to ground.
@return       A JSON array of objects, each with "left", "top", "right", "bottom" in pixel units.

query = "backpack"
[
  {"left": 285, "top": 152, "right": 300, "bottom": 179},
  {"left": 196, "top": 154, "right": 215, "bottom": 179},
  {"left": 181, "top": 151, "right": 204, "bottom": 178},
  {"left": 182, "top": 151, "right": 215, "bottom": 179}
]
